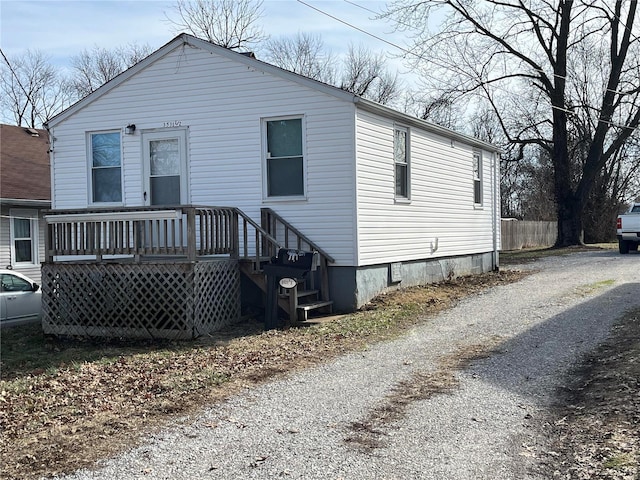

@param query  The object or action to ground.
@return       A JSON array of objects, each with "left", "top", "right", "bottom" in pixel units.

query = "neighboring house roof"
[
  {"left": 0, "top": 124, "right": 51, "bottom": 205},
  {"left": 45, "top": 33, "right": 500, "bottom": 154}
]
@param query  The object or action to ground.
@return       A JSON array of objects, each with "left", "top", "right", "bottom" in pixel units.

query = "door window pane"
[
  {"left": 150, "top": 176, "right": 181, "bottom": 205},
  {"left": 149, "top": 138, "right": 181, "bottom": 205},
  {"left": 150, "top": 139, "right": 180, "bottom": 175}
]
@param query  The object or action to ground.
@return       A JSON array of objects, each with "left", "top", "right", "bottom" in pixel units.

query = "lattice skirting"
[{"left": 41, "top": 259, "right": 240, "bottom": 339}]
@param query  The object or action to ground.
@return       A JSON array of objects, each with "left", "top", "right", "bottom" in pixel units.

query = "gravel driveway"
[{"left": 55, "top": 251, "right": 640, "bottom": 480}]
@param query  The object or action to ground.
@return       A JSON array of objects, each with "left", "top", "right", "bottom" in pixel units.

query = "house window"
[
  {"left": 90, "top": 132, "right": 122, "bottom": 203},
  {"left": 10, "top": 210, "right": 38, "bottom": 265},
  {"left": 265, "top": 117, "right": 304, "bottom": 197},
  {"left": 473, "top": 151, "right": 483, "bottom": 205},
  {"left": 394, "top": 126, "right": 409, "bottom": 199}
]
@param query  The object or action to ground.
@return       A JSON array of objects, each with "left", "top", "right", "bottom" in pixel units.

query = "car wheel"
[{"left": 619, "top": 238, "right": 630, "bottom": 254}]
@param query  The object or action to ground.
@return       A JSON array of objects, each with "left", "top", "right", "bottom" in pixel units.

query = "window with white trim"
[
  {"left": 10, "top": 209, "right": 38, "bottom": 266},
  {"left": 89, "top": 131, "right": 122, "bottom": 203},
  {"left": 394, "top": 126, "right": 410, "bottom": 199},
  {"left": 473, "top": 151, "right": 483, "bottom": 205},
  {"left": 264, "top": 117, "right": 304, "bottom": 197}
]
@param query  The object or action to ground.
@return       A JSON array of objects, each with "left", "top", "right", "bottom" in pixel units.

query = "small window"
[
  {"left": 10, "top": 210, "right": 38, "bottom": 265},
  {"left": 394, "top": 126, "right": 409, "bottom": 199},
  {"left": 473, "top": 151, "right": 482, "bottom": 205},
  {"left": 90, "top": 132, "right": 122, "bottom": 203},
  {"left": 265, "top": 117, "right": 304, "bottom": 197}
]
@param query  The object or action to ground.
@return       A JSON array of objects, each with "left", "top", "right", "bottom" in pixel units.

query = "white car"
[{"left": 0, "top": 269, "right": 42, "bottom": 327}]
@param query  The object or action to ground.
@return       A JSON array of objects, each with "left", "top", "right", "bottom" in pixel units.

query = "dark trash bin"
[{"left": 262, "top": 249, "right": 315, "bottom": 330}]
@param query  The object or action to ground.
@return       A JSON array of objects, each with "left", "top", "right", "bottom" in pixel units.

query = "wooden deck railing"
[{"left": 44, "top": 205, "right": 280, "bottom": 268}]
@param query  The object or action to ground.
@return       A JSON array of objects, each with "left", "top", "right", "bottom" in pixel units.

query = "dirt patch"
[
  {"left": 345, "top": 338, "right": 503, "bottom": 450},
  {"left": 536, "top": 307, "right": 640, "bottom": 479}
]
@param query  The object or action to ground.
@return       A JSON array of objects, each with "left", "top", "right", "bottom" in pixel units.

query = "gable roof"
[
  {"left": 0, "top": 124, "right": 51, "bottom": 203},
  {"left": 45, "top": 33, "right": 500, "bottom": 153}
]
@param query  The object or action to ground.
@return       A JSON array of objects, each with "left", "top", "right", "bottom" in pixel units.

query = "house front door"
[{"left": 143, "top": 130, "right": 187, "bottom": 206}]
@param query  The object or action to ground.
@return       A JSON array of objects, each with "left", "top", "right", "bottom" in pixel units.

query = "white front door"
[{"left": 143, "top": 130, "right": 188, "bottom": 206}]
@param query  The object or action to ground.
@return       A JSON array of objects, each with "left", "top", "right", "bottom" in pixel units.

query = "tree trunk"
[{"left": 556, "top": 195, "right": 584, "bottom": 246}]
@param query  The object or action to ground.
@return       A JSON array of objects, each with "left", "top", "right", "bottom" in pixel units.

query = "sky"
[{"left": 0, "top": 0, "right": 415, "bottom": 74}]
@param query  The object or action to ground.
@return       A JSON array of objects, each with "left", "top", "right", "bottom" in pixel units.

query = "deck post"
[
  {"left": 230, "top": 209, "right": 239, "bottom": 259},
  {"left": 186, "top": 207, "right": 196, "bottom": 261},
  {"left": 45, "top": 222, "right": 54, "bottom": 263}
]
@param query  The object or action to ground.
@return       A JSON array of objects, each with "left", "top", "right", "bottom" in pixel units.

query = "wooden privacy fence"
[{"left": 501, "top": 220, "right": 557, "bottom": 250}]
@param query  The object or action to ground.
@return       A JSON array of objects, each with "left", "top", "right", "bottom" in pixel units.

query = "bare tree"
[
  {"left": 0, "top": 49, "right": 71, "bottom": 127},
  {"left": 69, "top": 43, "right": 153, "bottom": 98},
  {"left": 385, "top": 0, "right": 640, "bottom": 246},
  {"left": 340, "top": 44, "right": 401, "bottom": 105},
  {"left": 167, "top": 0, "right": 266, "bottom": 50},
  {"left": 263, "top": 32, "right": 336, "bottom": 84},
  {"left": 403, "top": 91, "right": 463, "bottom": 130}
]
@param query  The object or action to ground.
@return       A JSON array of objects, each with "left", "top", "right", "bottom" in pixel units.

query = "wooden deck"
[{"left": 42, "top": 206, "right": 334, "bottom": 338}]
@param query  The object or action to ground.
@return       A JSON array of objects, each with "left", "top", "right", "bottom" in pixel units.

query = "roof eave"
[
  {"left": 1, "top": 198, "right": 51, "bottom": 208},
  {"left": 353, "top": 97, "right": 503, "bottom": 154}
]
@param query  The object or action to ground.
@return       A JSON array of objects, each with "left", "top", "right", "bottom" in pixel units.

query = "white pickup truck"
[{"left": 617, "top": 202, "right": 640, "bottom": 254}]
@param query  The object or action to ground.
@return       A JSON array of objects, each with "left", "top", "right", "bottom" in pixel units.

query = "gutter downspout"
[
  {"left": 492, "top": 152, "right": 500, "bottom": 271},
  {"left": 44, "top": 123, "right": 55, "bottom": 210}
]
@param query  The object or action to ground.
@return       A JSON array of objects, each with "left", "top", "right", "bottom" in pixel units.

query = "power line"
[
  {"left": 296, "top": 0, "right": 639, "bottom": 131},
  {"left": 0, "top": 48, "right": 44, "bottom": 126},
  {"left": 296, "top": 0, "right": 419, "bottom": 59},
  {"left": 343, "top": 0, "right": 381, "bottom": 17}
]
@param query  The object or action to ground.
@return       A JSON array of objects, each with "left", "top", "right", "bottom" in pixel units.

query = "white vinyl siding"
[
  {"left": 48, "top": 45, "right": 357, "bottom": 265},
  {"left": 48, "top": 38, "right": 499, "bottom": 270},
  {"left": 355, "top": 109, "right": 497, "bottom": 266}
]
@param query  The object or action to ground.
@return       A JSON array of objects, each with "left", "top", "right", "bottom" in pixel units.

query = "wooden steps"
[
  {"left": 280, "top": 287, "right": 334, "bottom": 322},
  {"left": 240, "top": 260, "right": 333, "bottom": 323},
  {"left": 296, "top": 300, "right": 334, "bottom": 321}
]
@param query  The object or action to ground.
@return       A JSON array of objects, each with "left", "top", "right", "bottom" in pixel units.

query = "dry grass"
[
  {"left": 537, "top": 307, "right": 640, "bottom": 479},
  {"left": 0, "top": 270, "right": 525, "bottom": 480},
  {"left": 500, "top": 243, "right": 617, "bottom": 265}
]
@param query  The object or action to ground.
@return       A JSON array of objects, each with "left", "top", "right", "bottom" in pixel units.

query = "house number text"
[{"left": 163, "top": 120, "right": 182, "bottom": 128}]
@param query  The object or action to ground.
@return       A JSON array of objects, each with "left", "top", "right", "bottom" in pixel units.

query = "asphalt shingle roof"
[{"left": 0, "top": 124, "right": 50, "bottom": 201}]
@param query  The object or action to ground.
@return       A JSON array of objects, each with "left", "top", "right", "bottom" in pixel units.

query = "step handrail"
[
  {"left": 233, "top": 207, "right": 282, "bottom": 271},
  {"left": 260, "top": 208, "right": 335, "bottom": 263}
]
